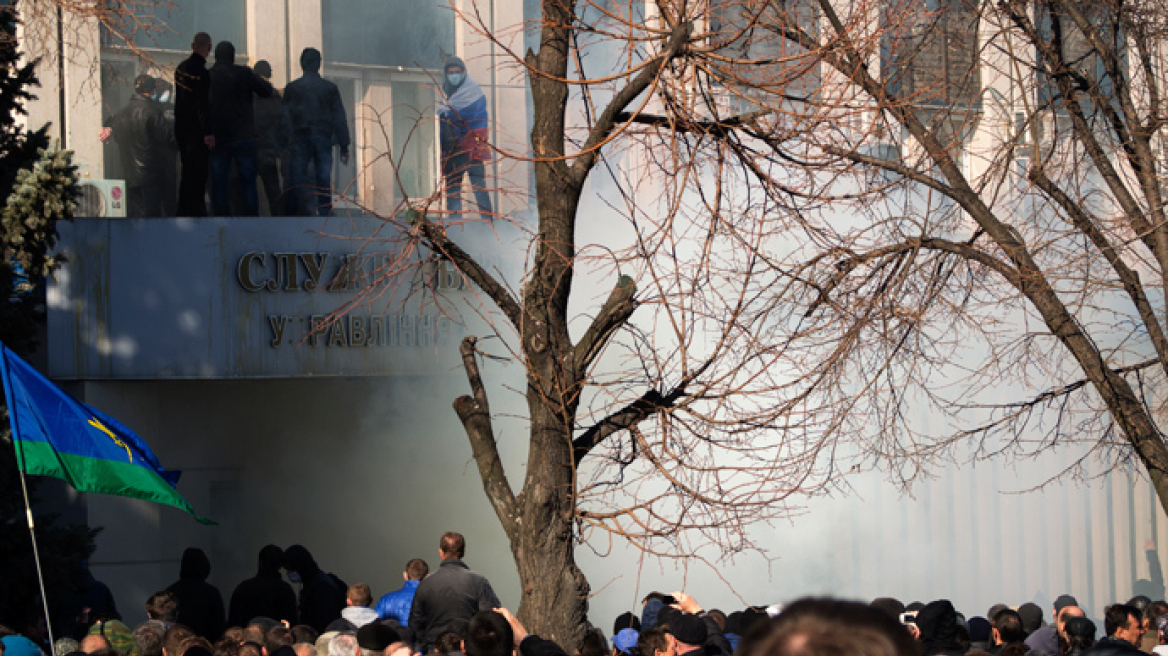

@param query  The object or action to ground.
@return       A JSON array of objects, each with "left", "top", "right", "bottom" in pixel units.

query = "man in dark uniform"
[
  {"left": 174, "top": 32, "right": 213, "bottom": 216},
  {"left": 100, "top": 74, "right": 174, "bottom": 217},
  {"left": 207, "top": 40, "right": 272, "bottom": 216},
  {"left": 282, "top": 47, "right": 350, "bottom": 216},
  {"left": 252, "top": 60, "right": 284, "bottom": 215}
]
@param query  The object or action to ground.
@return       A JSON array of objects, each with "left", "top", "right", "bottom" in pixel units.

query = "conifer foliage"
[{"left": 0, "top": 9, "right": 93, "bottom": 638}]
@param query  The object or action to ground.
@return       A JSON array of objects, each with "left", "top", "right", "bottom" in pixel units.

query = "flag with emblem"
[{"left": 1, "top": 341, "right": 213, "bottom": 524}]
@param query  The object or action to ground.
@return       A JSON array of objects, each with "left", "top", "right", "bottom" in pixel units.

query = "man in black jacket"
[
  {"left": 282, "top": 544, "right": 346, "bottom": 634},
  {"left": 208, "top": 40, "right": 273, "bottom": 216},
  {"left": 174, "top": 32, "right": 213, "bottom": 216},
  {"left": 1083, "top": 604, "right": 1146, "bottom": 656},
  {"left": 409, "top": 532, "right": 501, "bottom": 652},
  {"left": 165, "top": 547, "right": 225, "bottom": 641},
  {"left": 252, "top": 60, "right": 284, "bottom": 215},
  {"left": 228, "top": 544, "right": 298, "bottom": 627},
  {"left": 281, "top": 47, "right": 350, "bottom": 216},
  {"left": 100, "top": 74, "right": 174, "bottom": 217}
]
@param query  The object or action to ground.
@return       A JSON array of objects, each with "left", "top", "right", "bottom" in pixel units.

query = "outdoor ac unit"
[{"left": 76, "top": 179, "right": 127, "bottom": 218}]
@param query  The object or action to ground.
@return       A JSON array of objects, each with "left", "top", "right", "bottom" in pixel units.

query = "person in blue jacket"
[{"left": 375, "top": 558, "right": 429, "bottom": 626}]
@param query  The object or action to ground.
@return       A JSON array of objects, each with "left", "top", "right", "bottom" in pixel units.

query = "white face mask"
[
  {"left": 157, "top": 91, "right": 171, "bottom": 104},
  {"left": 446, "top": 72, "right": 465, "bottom": 87}
]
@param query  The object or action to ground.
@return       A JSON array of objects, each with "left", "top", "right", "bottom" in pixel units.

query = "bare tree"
[
  {"left": 614, "top": 0, "right": 1168, "bottom": 549},
  {"left": 333, "top": 0, "right": 1168, "bottom": 646},
  {"left": 10, "top": 0, "right": 179, "bottom": 62}
]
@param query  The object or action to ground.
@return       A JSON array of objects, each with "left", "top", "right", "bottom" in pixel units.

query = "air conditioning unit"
[{"left": 76, "top": 179, "right": 127, "bottom": 218}]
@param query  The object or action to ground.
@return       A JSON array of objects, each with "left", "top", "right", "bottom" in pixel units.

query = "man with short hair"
[
  {"left": 207, "top": 40, "right": 273, "bottom": 216},
  {"left": 1027, "top": 595, "right": 1084, "bottom": 656},
  {"left": 1083, "top": 604, "right": 1146, "bottom": 656},
  {"left": 134, "top": 620, "right": 169, "bottom": 656},
  {"left": 1027, "top": 597, "right": 1079, "bottom": 653},
  {"left": 463, "top": 611, "right": 515, "bottom": 656},
  {"left": 740, "top": 598, "right": 918, "bottom": 656},
  {"left": 162, "top": 625, "right": 194, "bottom": 656},
  {"left": 376, "top": 559, "right": 428, "bottom": 626},
  {"left": 409, "top": 532, "right": 501, "bottom": 652},
  {"left": 328, "top": 633, "right": 358, "bottom": 656},
  {"left": 251, "top": 59, "right": 284, "bottom": 215},
  {"left": 175, "top": 32, "right": 214, "bottom": 216},
  {"left": 147, "top": 591, "right": 180, "bottom": 624},
  {"left": 281, "top": 47, "right": 350, "bottom": 216},
  {"left": 326, "top": 584, "right": 379, "bottom": 631},
  {"left": 1144, "top": 602, "right": 1168, "bottom": 654},
  {"left": 990, "top": 609, "right": 1028, "bottom": 655},
  {"left": 238, "top": 642, "right": 263, "bottom": 656}
]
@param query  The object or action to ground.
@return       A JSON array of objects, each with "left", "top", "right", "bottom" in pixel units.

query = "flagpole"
[
  {"left": 18, "top": 466, "right": 57, "bottom": 651},
  {"left": 2, "top": 343, "right": 56, "bottom": 651}
]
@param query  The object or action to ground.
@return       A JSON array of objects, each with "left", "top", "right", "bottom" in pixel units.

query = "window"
[{"left": 880, "top": 0, "right": 980, "bottom": 108}]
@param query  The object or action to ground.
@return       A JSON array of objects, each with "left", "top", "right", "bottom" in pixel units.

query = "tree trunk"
[{"left": 511, "top": 487, "right": 591, "bottom": 649}]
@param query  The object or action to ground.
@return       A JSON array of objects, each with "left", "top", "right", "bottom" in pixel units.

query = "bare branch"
[
  {"left": 574, "top": 274, "right": 638, "bottom": 375},
  {"left": 406, "top": 208, "right": 523, "bottom": 330},
  {"left": 453, "top": 336, "right": 518, "bottom": 540}
]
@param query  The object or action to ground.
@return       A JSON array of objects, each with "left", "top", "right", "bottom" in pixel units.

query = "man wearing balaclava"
[{"left": 438, "top": 57, "right": 493, "bottom": 223}]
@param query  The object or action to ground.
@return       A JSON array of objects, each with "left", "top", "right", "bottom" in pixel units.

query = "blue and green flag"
[{"left": 0, "top": 342, "right": 213, "bottom": 524}]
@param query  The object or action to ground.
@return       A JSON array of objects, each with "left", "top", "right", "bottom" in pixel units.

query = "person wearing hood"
[
  {"left": 229, "top": 545, "right": 298, "bottom": 627},
  {"left": 438, "top": 57, "right": 493, "bottom": 223},
  {"left": 282, "top": 544, "right": 347, "bottom": 634},
  {"left": 915, "top": 599, "right": 967, "bottom": 656},
  {"left": 166, "top": 547, "right": 225, "bottom": 641}
]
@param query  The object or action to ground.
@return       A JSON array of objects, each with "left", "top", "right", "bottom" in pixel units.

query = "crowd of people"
[
  {"left": 100, "top": 33, "right": 493, "bottom": 221},
  {"left": 4, "top": 531, "right": 1163, "bottom": 656}
]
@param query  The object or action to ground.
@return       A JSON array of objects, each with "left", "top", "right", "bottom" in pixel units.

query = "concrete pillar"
[
  {"left": 62, "top": 13, "right": 105, "bottom": 179},
  {"left": 15, "top": 3, "right": 62, "bottom": 153},
  {"left": 287, "top": 0, "right": 322, "bottom": 78},
  {"left": 247, "top": 0, "right": 290, "bottom": 86},
  {"left": 358, "top": 84, "right": 395, "bottom": 216}
]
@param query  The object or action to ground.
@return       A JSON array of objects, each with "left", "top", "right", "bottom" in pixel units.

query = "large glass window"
[
  {"left": 323, "top": 0, "right": 453, "bottom": 69},
  {"left": 1035, "top": 4, "right": 1124, "bottom": 116},
  {"left": 880, "top": 0, "right": 980, "bottom": 108},
  {"left": 103, "top": 0, "right": 247, "bottom": 53}
]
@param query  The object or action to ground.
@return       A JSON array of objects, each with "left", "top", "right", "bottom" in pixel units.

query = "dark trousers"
[
  {"left": 211, "top": 138, "right": 259, "bottom": 216},
  {"left": 126, "top": 182, "right": 163, "bottom": 218},
  {"left": 177, "top": 139, "right": 210, "bottom": 217},
  {"left": 443, "top": 151, "right": 493, "bottom": 221},
  {"left": 258, "top": 148, "right": 282, "bottom": 215},
  {"left": 288, "top": 134, "right": 334, "bottom": 216}
]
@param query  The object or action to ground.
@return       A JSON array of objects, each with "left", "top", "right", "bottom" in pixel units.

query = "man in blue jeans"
[
  {"left": 208, "top": 40, "right": 272, "bottom": 216},
  {"left": 282, "top": 48, "right": 350, "bottom": 216}
]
